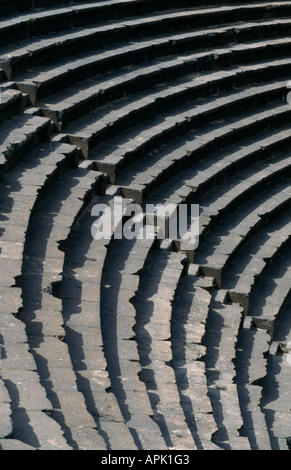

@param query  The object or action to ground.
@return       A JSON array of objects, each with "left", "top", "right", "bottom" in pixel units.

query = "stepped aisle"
[{"left": 0, "top": 0, "right": 290, "bottom": 450}]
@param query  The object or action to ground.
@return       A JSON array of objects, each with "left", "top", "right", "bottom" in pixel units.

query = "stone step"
[
  {"left": 0, "top": 0, "right": 217, "bottom": 48},
  {"left": 0, "top": 1, "right": 146, "bottom": 48},
  {"left": 0, "top": 113, "right": 51, "bottom": 177},
  {"left": 234, "top": 316, "right": 273, "bottom": 450},
  {"left": 0, "top": 21, "right": 130, "bottom": 81},
  {"left": 0, "top": 313, "right": 72, "bottom": 449},
  {"left": 263, "top": 364, "right": 291, "bottom": 450},
  {"left": 13, "top": 33, "right": 291, "bottom": 106},
  {"left": 0, "top": 378, "right": 12, "bottom": 440},
  {"left": 35, "top": 51, "right": 291, "bottom": 133},
  {"left": 142, "top": 134, "right": 291, "bottom": 256},
  {"left": 0, "top": 141, "right": 79, "bottom": 309},
  {"left": 59, "top": 198, "right": 151, "bottom": 450},
  {"left": 114, "top": 105, "right": 291, "bottom": 205},
  {"left": 100, "top": 236, "right": 170, "bottom": 449},
  {"left": 64, "top": 64, "right": 289, "bottom": 156},
  {"left": 206, "top": 250, "right": 291, "bottom": 450},
  {"left": 110, "top": 97, "right": 291, "bottom": 189},
  {"left": 1, "top": 1, "right": 290, "bottom": 49},
  {"left": 150, "top": 143, "right": 291, "bottom": 240},
  {"left": 20, "top": 165, "right": 105, "bottom": 299},
  {"left": 0, "top": 0, "right": 290, "bottom": 453},
  {"left": 248, "top": 246, "right": 291, "bottom": 321},
  {"left": 113, "top": 86, "right": 291, "bottom": 201},
  {"left": 16, "top": 167, "right": 107, "bottom": 449},
  {"left": 0, "top": 439, "right": 37, "bottom": 450},
  {"left": 0, "top": 140, "right": 78, "bottom": 202},
  {"left": 0, "top": 0, "right": 116, "bottom": 16},
  {"left": 223, "top": 216, "right": 291, "bottom": 314},
  {"left": 0, "top": 88, "right": 23, "bottom": 122},
  {"left": 57, "top": 196, "right": 145, "bottom": 449},
  {"left": 2, "top": 14, "right": 291, "bottom": 82},
  {"left": 204, "top": 301, "right": 250, "bottom": 449},
  {"left": 170, "top": 272, "right": 219, "bottom": 449},
  {"left": 3, "top": 376, "right": 73, "bottom": 450},
  {"left": 262, "top": 291, "right": 291, "bottom": 450},
  {"left": 195, "top": 179, "right": 291, "bottom": 287},
  {"left": 195, "top": 149, "right": 291, "bottom": 234},
  {"left": 131, "top": 249, "right": 197, "bottom": 449}
]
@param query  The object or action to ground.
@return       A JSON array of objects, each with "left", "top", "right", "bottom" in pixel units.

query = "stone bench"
[
  {"left": 249, "top": 248, "right": 291, "bottom": 450},
  {"left": 0, "top": 140, "right": 79, "bottom": 314},
  {"left": 0, "top": 316, "right": 70, "bottom": 450},
  {"left": 1, "top": 14, "right": 290, "bottom": 82},
  {"left": 131, "top": 248, "right": 198, "bottom": 449},
  {"left": 144, "top": 133, "right": 291, "bottom": 248},
  {"left": 61, "top": 56, "right": 290, "bottom": 154},
  {"left": 56, "top": 197, "right": 144, "bottom": 450},
  {"left": 16, "top": 165, "right": 107, "bottom": 449},
  {"left": 182, "top": 142, "right": 291, "bottom": 239},
  {"left": 0, "top": 88, "right": 23, "bottom": 123},
  {"left": 99, "top": 234, "right": 172, "bottom": 449},
  {"left": 196, "top": 179, "right": 291, "bottom": 286},
  {"left": 203, "top": 298, "right": 251, "bottom": 449},
  {"left": 0, "top": 0, "right": 114, "bottom": 16},
  {"left": 0, "top": 136, "right": 105, "bottom": 449},
  {"left": 0, "top": 0, "right": 242, "bottom": 22},
  {"left": 0, "top": 0, "right": 290, "bottom": 452},
  {"left": 235, "top": 316, "right": 273, "bottom": 449},
  {"left": 115, "top": 110, "right": 290, "bottom": 207},
  {"left": 0, "top": 1, "right": 137, "bottom": 48},
  {"left": 0, "top": 112, "right": 51, "bottom": 177},
  {"left": 170, "top": 266, "right": 219, "bottom": 449},
  {"left": 1, "top": 1, "right": 290, "bottom": 49},
  {"left": 221, "top": 248, "right": 290, "bottom": 449},
  {"left": 263, "top": 287, "right": 291, "bottom": 450},
  {"left": 117, "top": 101, "right": 291, "bottom": 194},
  {"left": 113, "top": 84, "right": 290, "bottom": 202},
  {"left": 248, "top": 246, "right": 291, "bottom": 322},
  {"left": 0, "top": 141, "right": 80, "bottom": 447},
  {"left": 11, "top": 31, "right": 291, "bottom": 106},
  {"left": 223, "top": 217, "right": 291, "bottom": 314},
  {"left": 195, "top": 147, "right": 291, "bottom": 235},
  {"left": 40, "top": 59, "right": 291, "bottom": 135}
]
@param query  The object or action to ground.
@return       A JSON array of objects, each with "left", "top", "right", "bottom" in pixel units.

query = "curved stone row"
[
  {"left": 170, "top": 265, "right": 219, "bottom": 450},
  {"left": 0, "top": 0, "right": 290, "bottom": 450},
  {"left": 235, "top": 248, "right": 291, "bottom": 450},
  {"left": 131, "top": 248, "right": 194, "bottom": 450}
]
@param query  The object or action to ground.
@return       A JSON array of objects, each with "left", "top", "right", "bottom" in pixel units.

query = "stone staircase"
[{"left": 0, "top": 0, "right": 290, "bottom": 451}]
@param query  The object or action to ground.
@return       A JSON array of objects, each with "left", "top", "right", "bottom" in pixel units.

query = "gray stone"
[
  {"left": 69, "top": 426, "right": 106, "bottom": 450},
  {"left": 127, "top": 414, "right": 167, "bottom": 450},
  {"left": 0, "top": 439, "right": 36, "bottom": 450},
  {"left": 0, "top": 403, "right": 12, "bottom": 438},
  {"left": 2, "top": 369, "right": 52, "bottom": 412},
  {"left": 98, "top": 420, "right": 137, "bottom": 450},
  {"left": 12, "top": 409, "right": 71, "bottom": 450}
]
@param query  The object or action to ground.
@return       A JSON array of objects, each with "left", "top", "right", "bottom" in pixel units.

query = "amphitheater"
[{"left": 0, "top": 0, "right": 290, "bottom": 452}]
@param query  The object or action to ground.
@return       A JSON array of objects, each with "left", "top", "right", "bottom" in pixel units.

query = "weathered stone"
[{"left": 0, "top": 403, "right": 12, "bottom": 438}]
